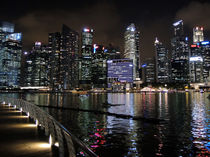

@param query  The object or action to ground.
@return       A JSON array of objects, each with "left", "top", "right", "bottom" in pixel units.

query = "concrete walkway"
[{"left": 0, "top": 103, "right": 56, "bottom": 157}]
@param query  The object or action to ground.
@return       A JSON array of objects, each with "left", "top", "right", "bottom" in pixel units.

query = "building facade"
[
  {"left": 91, "top": 44, "right": 107, "bottom": 88},
  {"left": 154, "top": 38, "right": 169, "bottom": 83},
  {"left": 107, "top": 59, "right": 133, "bottom": 91},
  {"left": 171, "top": 20, "right": 190, "bottom": 83},
  {"left": 48, "top": 24, "right": 79, "bottom": 90},
  {"left": 0, "top": 22, "right": 22, "bottom": 88},
  {"left": 124, "top": 23, "right": 140, "bottom": 80},
  {"left": 141, "top": 58, "right": 156, "bottom": 84},
  {"left": 193, "top": 26, "right": 204, "bottom": 44},
  {"left": 198, "top": 41, "right": 210, "bottom": 83},
  {"left": 24, "top": 42, "right": 49, "bottom": 87},
  {"left": 79, "top": 28, "right": 93, "bottom": 87}
]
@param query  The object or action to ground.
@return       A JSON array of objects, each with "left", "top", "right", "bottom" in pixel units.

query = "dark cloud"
[
  {"left": 14, "top": 1, "right": 210, "bottom": 63},
  {"left": 15, "top": 2, "right": 122, "bottom": 51},
  {"left": 176, "top": 1, "right": 210, "bottom": 36},
  {"left": 139, "top": 17, "right": 172, "bottom": 63}
]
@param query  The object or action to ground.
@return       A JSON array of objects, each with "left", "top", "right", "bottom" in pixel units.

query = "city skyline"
[{"left": 0, "top": 0, "right": 210, "bottom": 62}]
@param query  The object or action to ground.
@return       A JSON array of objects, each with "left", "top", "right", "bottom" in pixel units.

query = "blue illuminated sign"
[
  {"left": 201, "top": 41, "right": 209, "bottom": 45},
  {"left": 142, "top": 64, "right": 147, "bottom": 68},
  {"left": 6, "top": 33, "right": 22, "bottom": 41}
]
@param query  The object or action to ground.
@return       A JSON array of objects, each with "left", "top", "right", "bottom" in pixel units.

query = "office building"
[
  {"left": 0, "top": 22, "right": 22, "bottom": 88},
  {"left": 198, "top": 41, "right": 210, "bottom": 82},
  {"left": 80, "top": 28, "right": 93, "bottom": 87},
  {"left": 107, "top": 59, "right": 133, "bottom": 91},
  {"left": 48, "top": 24, "right": 79, "bottom": 90},
  {"left": 171, "top": 20, "right": 190, "bottom": 83},
  {"left": 193, "top": 27, "right": 204, "bottom": 44},
  {"left": 91, "top": 44, "right": 107, "bottom": 88},
  {"left": 154, "top": 38, "right": 169, "bottom": 83},
  {"left": 24, "top": 42, "right": 49, "bottom": 86},
  {"left": 124, "top": 23, "right": 140, "bottom": 80},
  {"left": 141, "top": 58, "right": 156, "bottom": 83}
]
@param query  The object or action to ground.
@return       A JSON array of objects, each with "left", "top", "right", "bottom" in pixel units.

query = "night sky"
[{"left": 0, "top": 0, "right": 210, "bottom": 63}]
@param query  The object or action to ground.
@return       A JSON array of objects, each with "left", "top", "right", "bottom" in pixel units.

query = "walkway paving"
[{"left": 0, "top": 103, "right": 56, "bottom": 157}]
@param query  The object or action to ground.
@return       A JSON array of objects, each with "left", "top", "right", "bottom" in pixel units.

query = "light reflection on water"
[{"left": 0, "top": 92, "right": 209, "bottom": 156}]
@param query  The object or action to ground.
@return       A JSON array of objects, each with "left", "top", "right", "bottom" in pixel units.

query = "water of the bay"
[{"left": 1, "top": 92, "right": 209, "bottom": 157}]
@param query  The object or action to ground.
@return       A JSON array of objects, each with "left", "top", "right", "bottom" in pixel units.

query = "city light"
[
  {"left": 142, "top": 64, "right": 147, "bottom": 68},
  {"left": 93, "top": 44, "right": 99, "bottom": 53},
  {"left": 173, "top": 20, "right": 183, "bottom": 26},
  {"left": 83, "top": 28, "right": 90, "bottom": 32},
  {"left": 201, "top": 41, "right": 209, "bottom": 45},
  {"left": 35, "top": 42, "right": 41, "bottom": 46},
  {"left": 191, "top": 45, "right": 197, "bottom": 48},
  {"left": 190, "top": 56, "right": 203, "bottom": 62}
]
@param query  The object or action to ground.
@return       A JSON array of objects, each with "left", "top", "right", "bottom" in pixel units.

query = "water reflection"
[
  {"left": 0, "top": 92, "right": 209, "bottom": 156},
  {"left": 191, "top": 93, "right": 210, "bottom": 155}
]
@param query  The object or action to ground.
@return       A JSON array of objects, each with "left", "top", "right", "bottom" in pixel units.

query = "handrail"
[{"left": 0, "top": 97, "right": 98, "bottom": 157}]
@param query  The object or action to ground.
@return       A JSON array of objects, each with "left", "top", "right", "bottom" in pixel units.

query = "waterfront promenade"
[{"left": 0, "top": 103, "right": 55, "bottom": 157}]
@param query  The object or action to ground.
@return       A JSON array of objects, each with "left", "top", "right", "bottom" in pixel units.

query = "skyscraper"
[
  {"left": 141, "top": 58, "right": 156, "bottom": 84},
  {"left": 199, "top": 41, "right": 210, "bottom": 82},
  {"left": 24, "top": 42, "right": 49, "bottom": 87},
  {"left": 193, "top": 27, "right": 204, "bottom": 44},
  {"left": 124, "top": 23, "right": 140, "bottom": 80},
  {"left": 91, "top": 44, "right": 107, "bottom": 88},
  {"left": 0, "top": 22, "right": 22, "bottom": 88},
  {"left": 189, "top": 44, "right": 203, "bottom": 83},
  {"left": 48, "top": 24, "right": 79, "bottom": 90},
  {"left": 154, "top": 38, "right": 169, "bottom": 83},
  {"left": 80, "top": 27, "right": 93, "bottom": 88},
  {"left": 61, "top": 25, "right": 79, "bottom": 89},
  {"left": 171, "top": 20, "right": 190, "bottom": 83}
]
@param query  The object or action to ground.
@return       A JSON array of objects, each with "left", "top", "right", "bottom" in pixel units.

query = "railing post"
[
  {"left": 0, "top": 97, "right": 98, "bottom": 157},
  {"left": 64, "top": 133, "right": 76, "bottom": 157},
  {"left": 54, "top": 123, "right": 65, "bottom": 157}
]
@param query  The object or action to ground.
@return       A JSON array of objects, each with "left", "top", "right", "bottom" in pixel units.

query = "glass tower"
[
  {"left": 0, "top": 22, "right": 22, "bottom": 88},
  {"left": 124, "top": 23, "right": 140, "bottom": 80},
  {"left": 171, "top": 20, "right": 190, "bottom": 83},
  {"left": 154, "top": 38, "right": 169, "bottom": 83},
  {"left": 24, "top": 42, "right": 49, "bottom": 87},
  {"left": 48, "top": 24, "right": 79, "bottom": 90},
  {"left": 80, "top": 28, "right": 93, "bottom": 86}
]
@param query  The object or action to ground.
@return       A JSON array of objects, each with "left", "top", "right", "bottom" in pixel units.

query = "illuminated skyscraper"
[
  {"left": 197, "top": 41, "right": 210, "bottom": 82},
  {"left": 154, "top": 38, "right": 169, "bottom": 83},
  {"left": 124, "top": 23, "right": 140, "bottom": 80},
  {"left": 189, "top": 44, "right": 203, "bottom": 83},
  {"left": 171, "top": 20, "right": 190, "bottom": 83},
  {"left": 24, "top": 42, "right": 49, "bottom": 86},
  {"left": 189, "top": 41, "right": 210, "bottom": 83},
  {"left": 141, "top": 58, "right": 156, "bottom": 83},
  {"left": 91, "top": 44, "right": 107, "bottom": 88},
  {"left": 0, "top": 22, "right": 22, "bottom": 88},
  {"left": 48, "top": 24, "right": 79, "bottom": 90},
  {"left": 80, "top": 27, "right": 93, "bottom": 87},
  {"left": 193, "top": 27, "right": 204, "bottom": 44}
]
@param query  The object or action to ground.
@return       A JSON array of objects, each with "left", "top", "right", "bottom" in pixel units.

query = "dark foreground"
[{"left": 0, "top": 104, "right": 56, "bottom": 157}]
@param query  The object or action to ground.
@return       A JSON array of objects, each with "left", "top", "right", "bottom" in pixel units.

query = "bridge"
[{"left": 0, "top": 97, "right": 98, "bottom": 157}]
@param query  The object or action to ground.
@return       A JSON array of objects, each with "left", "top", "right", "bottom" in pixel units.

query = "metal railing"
[{"left": 0, "top": 97, "right": 98, "bottom": 157}]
